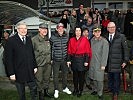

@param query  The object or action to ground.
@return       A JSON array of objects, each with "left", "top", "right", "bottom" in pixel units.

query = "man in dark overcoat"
[
  {"left": 5, "top": 22, "right": 38, "bottom": 100},
  {"left": 104, "top": 22, "right": 129, "bottom": 100}
]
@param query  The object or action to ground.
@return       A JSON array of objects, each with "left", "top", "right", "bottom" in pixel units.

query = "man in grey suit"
[{"left": 5, "top": 22, "right": 38, "bottom": 100}]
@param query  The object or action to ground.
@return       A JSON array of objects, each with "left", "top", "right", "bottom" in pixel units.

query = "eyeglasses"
[
  {"left": 107, "top": 26, "right": 115, "bottom": 29},
  {"left": 18, "top": 28, "right": 27, "bottom": 30}
]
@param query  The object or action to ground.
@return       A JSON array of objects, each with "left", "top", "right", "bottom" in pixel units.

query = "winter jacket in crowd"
[
  {"left": 104, "top": 31, "right": 129, "bottom": 72},
  {"left": 49, "top": 31, "right": 68, "bottom": 62}
]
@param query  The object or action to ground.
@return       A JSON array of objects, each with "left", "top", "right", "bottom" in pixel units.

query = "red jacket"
[
  {"left": 102, "top": 19, "right": 110, "bottom": 28},
  {"left": 67, "top": 36, "right": 92, "bottom": 63}
]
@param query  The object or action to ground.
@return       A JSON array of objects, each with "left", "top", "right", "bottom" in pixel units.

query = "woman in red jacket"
[
  {"left": 101, "top": 14, "right": 110, "bottom": 35},
  {"left": 67, "top": 26, "right": 92, "bottom": 97}
]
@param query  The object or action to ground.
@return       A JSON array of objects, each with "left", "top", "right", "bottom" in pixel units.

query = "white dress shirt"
[
  {"left": 109, "top": 33, "right": 115, "bottom": 41},
  {"left": 18, "top": 33, "right": 26, "bottom": 42}
]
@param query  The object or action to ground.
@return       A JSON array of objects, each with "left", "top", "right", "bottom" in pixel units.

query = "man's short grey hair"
[
  {"left": 107, "top": 22, "right": 116, "bottom": 27},
  {"left": 16, "top": 22, "right": 27, "bottom": 29}
]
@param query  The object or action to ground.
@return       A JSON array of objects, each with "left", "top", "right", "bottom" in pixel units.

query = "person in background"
[
  {"left": 83, "top": 13, "right": 89, "bottom": 25},
  {"left": 82, "top": 17, "right": 94, "bottom": 39},
  {"left": 93, "top": 8, "right": 102, "bottom": 25},
  {"left": 63, "top": 9, "right": 70, "bottom": 17},
  {"left": 5, "top": 22, "right": 38, "bottom": 100},
  {"left": 76, "top": 4, "right": 85, "bottom": 27},
  {"left": 1, "top": 32, "right": 9, "bottom": 48},
  {"left": 32, "top": 23, "right": 53, "bottom": 100},
  {"left": 69, "top": 9, "right": 77, "bottom": 38},
  {"left": 89, "top": 24, "right": 109, "bottom": 100},
  {"left": 60, "top": 14, "right": 70, "bottom": 29},
  {"left": 104, "top": 22, "right": 129, "bottom": 100},
  {"left": 101, "top": 14, "right": 110, "bottom": 35},
  {"left": 1, "top": 32, "right": 9, "bottom": 66},
  {"left": 82, "top": 28, "right": 89, "bottom": 39},
  {"left": 82, "top": 28, "right": 93, "bottom": 90},
  {"left": 104, "top": 8, "right": 113, "bottom": 21},
  {"left": 59, "top": 14, "right": 70, "bottom": 37},
  {"left": 50, "top": 23, "right": 72, "bottom": 99},
  {"left": 67, "top": 26, "right": 92, "bottom": 97},
  {"left": 85, "top": 7, "right": 93, "bottom": 18},
  {"left": 124, "top": 7, "right": 133, "bottom": 40},
  {"left": 129, "top": 43, "right": 133, "bottom": 94}
]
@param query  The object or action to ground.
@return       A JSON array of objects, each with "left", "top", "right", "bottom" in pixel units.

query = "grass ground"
[{"left": 0, "top": 88, "right": 132, "bottom": 100}]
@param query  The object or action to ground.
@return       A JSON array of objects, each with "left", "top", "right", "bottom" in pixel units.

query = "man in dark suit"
[
  {"left": 104, "top": 22, "right": 129, "bottom": 100},
  {"left": 5, "top": 22, "right": 38, "bottom": 100}
]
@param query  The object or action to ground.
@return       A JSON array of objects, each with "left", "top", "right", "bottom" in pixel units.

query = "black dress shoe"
[
  {"left": 86, "top": 85, "right": 92, "bottom": 90},
  {"left": 39, "top": 91, "right": 44, "bottom": 100},
  {"left": 44, "top": 89, "right": 53, "bottom": 98},
  {"left": 77, "top": 91, "right": 82, "bottom": 97},
  {"left": 72, "top": 90, "right": 78, "bottom": 96},
  {"left": 98, "top": 95, "right": 103, "bottom": 100},
  {"left": 91, "top": 91, "right": 97, "bottom": 95}
]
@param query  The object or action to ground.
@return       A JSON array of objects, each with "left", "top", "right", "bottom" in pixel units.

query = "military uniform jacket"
[
  {"left": 32, "top": 34, "right": 51, "bottom": 67},
  {"left": 89, "top": 37, "right": 109, "bottom": 81}
]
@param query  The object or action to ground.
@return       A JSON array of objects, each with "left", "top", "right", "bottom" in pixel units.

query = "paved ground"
[
  {"left": 0, "top": 76, "right": 16, "bottom": 90},
  {"left": 0, "top": 72, "right": 131, "bottom": 93},
  {"left": 0, "top": 73, "right": 95, "bottom": 93},
  {"left": 0, "top": 74, "right": 81, "bottom": 92}
]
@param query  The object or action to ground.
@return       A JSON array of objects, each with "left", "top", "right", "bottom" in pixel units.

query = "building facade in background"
[
  {"left": 93, "top": 0, "right": 133, "bottom": 12},
  {"left": 5, "top": 0, "right": 133, "bottom": 13}
]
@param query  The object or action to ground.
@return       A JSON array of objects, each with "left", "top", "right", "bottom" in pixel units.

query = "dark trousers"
[
  {"left": 52, "top": 61, "right": 68, "bottom": 90},
  {"left": 73, "top": 71, "right": 85, "bottom": 92},
  {"left": 15, "top": 81, "right": 37, "bottom": 100},
  {"left": 108, "top": 72, "right": 121, "bottom": 95}
]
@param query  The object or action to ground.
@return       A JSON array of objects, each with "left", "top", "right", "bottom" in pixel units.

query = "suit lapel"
[
  {"left": 15, "top": 33, "right": 30, "bottom": 45},
  {"left": 14, "top": 33, "right": 24, "bottom": 45}
]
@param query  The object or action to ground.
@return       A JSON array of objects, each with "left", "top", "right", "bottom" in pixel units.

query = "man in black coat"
[
  {"left": 104, "top": 22, "right": 129, "bottom": 100},
  {"left": 124, "top": 7, "right": 133, "bottom": 40},
  {"left": 5, "top": 22, "right": 38, "bottom": 100}
]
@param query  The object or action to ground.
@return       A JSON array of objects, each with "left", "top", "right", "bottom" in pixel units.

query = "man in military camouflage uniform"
[{"left": 32, "top": 23, "right": 52, "bottom": 100}]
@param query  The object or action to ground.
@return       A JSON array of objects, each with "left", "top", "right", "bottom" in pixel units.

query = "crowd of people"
[
  {"left": 1, "top": 4, "right": 133, "bottom": 100},
  {"left": 48, "top": 4, "right": 133, "bottom": 40}
]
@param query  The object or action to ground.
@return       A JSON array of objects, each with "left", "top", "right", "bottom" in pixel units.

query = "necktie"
[
  {"left": 110, "top": 35, "right": 112, "bottom": 42},
  {"left": 22, "top": 37, "right": 26, "bottom": 44}
]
